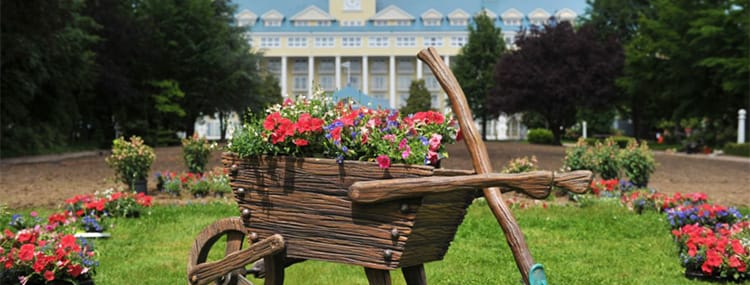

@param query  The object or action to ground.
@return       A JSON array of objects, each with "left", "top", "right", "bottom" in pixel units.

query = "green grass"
[{"left": 71, "top": 199, "right": 720, "bottom": 284}]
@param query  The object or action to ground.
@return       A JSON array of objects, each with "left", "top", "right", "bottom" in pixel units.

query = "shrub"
[
  {"left": 182, "top": 134, "right": 215, "bottom": 174},
  {"left": 106, "top": 136, "right": 155, "bottom": 188},
  {"left": 723, "top": 142, "right": 750, "bottom": 157},
  {"left": 584, "top": 136, "right": 634, "bottom": 148},
  {"left": 526, "top": 128, "right": 555, "bottom": 145},
  {"left": 562, "top": 138, "right": 597, "bottom": 172},
  {"left": 618, "top": 140, "right": 656, "bottom": 187},
  {"left": 592, "top": 138, "right": 620, "bottom": 179},
  {"left": 501, "top": 156, "right": 538, "bottom": 173}
]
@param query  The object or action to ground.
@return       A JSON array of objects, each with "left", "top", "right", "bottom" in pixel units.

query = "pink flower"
[
  {"left": 428, "top": 134, "right": 442, "bottom": 151},
  {"left": 401, "top": 150, "right": 410, "bottom": 159},
  {"left": 19, "top": 244, "right": 35, "bottom": 262},
  {"left": 376, "top": 155, "right": 391, "bottom": 169},
  {"left": 44, "top": 270, "right": 55, "bottom": 281},
  {"left": 383, "top": 134, "right": 396, "bottom": 142}
]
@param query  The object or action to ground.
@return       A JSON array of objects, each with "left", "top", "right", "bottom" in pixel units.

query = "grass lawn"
[{"left": 83, "top": 199, "right": 720, "bottom": 284}]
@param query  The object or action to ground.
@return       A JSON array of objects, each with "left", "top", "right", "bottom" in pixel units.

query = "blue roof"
[
  {"left": 332, "top": 86, "right": 391, "bottom": 109},
  {"left": 235, "top": 0, "right": 588, "bottom": 33}
]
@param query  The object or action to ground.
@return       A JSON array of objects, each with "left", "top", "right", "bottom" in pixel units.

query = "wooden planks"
[{"left": 224, "top": 154, "right": 474, "bottom": 270}]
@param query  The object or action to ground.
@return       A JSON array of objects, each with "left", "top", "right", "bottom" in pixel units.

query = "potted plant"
[
  {"left": 105, "top": 136, "right": 156, "bottom": 194},
  {"left": 182, "top": 133, "right": 215, "bottom": 174}
]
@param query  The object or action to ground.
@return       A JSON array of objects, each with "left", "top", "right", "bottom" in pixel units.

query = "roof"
[
  {"left": 235, "top": 0, "right": 587, "bottom": 33},
  {"left": 332, "top": 86, "right": 391, "bottom": 109}
]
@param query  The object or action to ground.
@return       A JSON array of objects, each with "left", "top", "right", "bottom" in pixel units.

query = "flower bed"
[
  {"left": 155, "top": 167, "right": 231, "bottom": 197},
  {"left": 620, "top": 190, "right": 749, "bottom": 281},
  {"left": 228, "top": 90, "right": 458, "bottom": 168}
]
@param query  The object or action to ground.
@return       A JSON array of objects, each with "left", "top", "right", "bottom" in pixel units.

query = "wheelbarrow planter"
[{"left": 187, "top": 48, "right": 592, "bottom": 285}]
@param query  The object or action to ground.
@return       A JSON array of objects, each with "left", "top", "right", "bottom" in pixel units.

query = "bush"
[
  {"left": 182, "top": 133, "right": 215, "bottom": 174},
  {"left": 584, "top": 136, "right": 634, "bottom": 148},
  {"left": 501, "top": 156, "right": 538, "bottom": 173},
  {"left": 562, "top": 138, "right": 597, "bottom": 172},
  {"left": 593, "top": 138, "right": 621, "bottom": 180},
  {"left": 618, "top": 140, "right": 656, "bottom": 187},
  {"left": 723, "top": 142, "right": 750, "bottom": 157},
  {"left": 106, "top": 136, "right": 156, "bottom": 188},
  {"left": 527, "top": 128, "right": 555, "bottom": 145}
]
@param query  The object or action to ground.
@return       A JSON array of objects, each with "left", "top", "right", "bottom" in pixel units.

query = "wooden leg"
[
  {"left": 264, "top": 250, "right": 285, "bottom": 285},
  {"left": 364, "top": 268, "right": 392, "bottom": 285},
  {"left": 402, "top": 264, "right": 427, "bottom": 285}
]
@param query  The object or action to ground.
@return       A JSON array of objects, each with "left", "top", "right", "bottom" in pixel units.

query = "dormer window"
[
  {"left": 450, "top": 19, "right": 467, "bottom": 26},
  {"left": 424, "top": 19, "right": 441, "bottom": 26},
  {"left": 528, "top": 8, "right": 551, "bottom": 26},
  {"left": 448, "top": 9, "right": 470, "bottom": 26},
  {"left": 236, "top": 10, "right": 257, "bottom": 27},
  {"left": 503, "top": 18, "right": 521, "bottom": 26},
  {"left": 421, "top": 9, "right": 443, "bottom": 27},
  {"left": 264, "top": 20, "right": 282, "bottom": 27}
]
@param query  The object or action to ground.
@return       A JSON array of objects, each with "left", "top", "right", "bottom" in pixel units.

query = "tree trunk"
[
  {"left": 481, "top": 113, "right": 488, "bottom": 141},
  {"left": 219, "top": 111, "right": 227, "bottom": 142},
  {"left": 631, "top": 95, "right": 642, "bottom": 141}
]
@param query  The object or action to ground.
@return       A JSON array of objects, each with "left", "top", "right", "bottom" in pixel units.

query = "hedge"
[{"left": 723, "top": 142, "right": 750, "bottom": 157}]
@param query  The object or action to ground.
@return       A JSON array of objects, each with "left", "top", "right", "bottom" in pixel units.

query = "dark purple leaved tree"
[{"left": 489, "top": 22, "right": 623, "bottom": 144}]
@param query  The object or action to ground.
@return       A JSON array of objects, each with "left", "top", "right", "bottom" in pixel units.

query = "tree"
[
  {"left": 1, "top": 0, "right": 99, "bottom": 156},
  {"left": 489, "top": 22, "right": 623, "bottom": 145},
  {"left": 452, "top": 11, "right": 505, "bottom": 140},
  {"left": 400, "top": 80, "right": 432, "bottom": 116},
  {"left": 619, "top": 0, "right": 749, "bottom": 146}
]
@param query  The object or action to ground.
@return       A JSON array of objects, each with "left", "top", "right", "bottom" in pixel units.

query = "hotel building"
[{"left": 233, "top": 0, "right": 586, "bottom": 140}]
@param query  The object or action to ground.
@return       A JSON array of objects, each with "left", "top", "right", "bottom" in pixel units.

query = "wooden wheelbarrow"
[{"left": 186, "top": 48, "right": 592, "bottom": 285}]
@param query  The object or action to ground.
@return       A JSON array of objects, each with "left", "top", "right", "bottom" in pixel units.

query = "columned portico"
[
  {"left": 389, "top": 55, "right": 396, "bottom": 108},
  {"left": 335, "top": 55, "right": 342, "bottom": 89},
  {"left": 280, "top": 56, "right": 288, "bottom": 96},
  {"left": 308, "top": 56, "right": 314, "bottom": 97},
  {"left": 362, "top": 55, "right": 368, "bottom": 92}
]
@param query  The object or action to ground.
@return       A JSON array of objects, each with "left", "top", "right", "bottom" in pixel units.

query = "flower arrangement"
[
  {"left": 182, "top": 133, "right": 216, "bottom": 174},
  {"left": 105, "top": 136, "right": 156, "bottom": 189},
  {"left": 155, "top": 168, "right": 231, "bottom": 197},
  {"left": 229, "top": 90, "right": 458, "bottom": 168},
  {"left": 501, "top": 156, "right": 538, "bottom": 174},
  {"left": 1, "top": 216, "right": 98, "bottom": 284},
  {"left": 621, "top": 191, "right": 708, "bottom": 214},
  {"left": 666, "top": 204, "right": 744, "bottom": 230},
  {"left": 672, "top": 220, "right": 749, "bottom": 280}
]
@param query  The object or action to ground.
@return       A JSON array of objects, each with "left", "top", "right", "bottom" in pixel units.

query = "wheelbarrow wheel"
[{"left": 187, "top": 217, "right": 254, "bottom": 285}]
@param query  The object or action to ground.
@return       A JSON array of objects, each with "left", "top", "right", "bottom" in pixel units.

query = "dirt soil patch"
[{"left": 1, "top": 142, "right": 748, "bottom": 209}]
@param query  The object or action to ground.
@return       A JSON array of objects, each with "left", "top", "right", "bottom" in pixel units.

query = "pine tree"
[{"left": 400, "top": 80, "right": 432, "bottom": 116}]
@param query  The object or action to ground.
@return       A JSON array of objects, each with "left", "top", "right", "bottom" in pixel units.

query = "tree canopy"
[
  {"left": 451, "top": 11, "right": 505, "bottom": 140},
  {"left": 1, "top": 0, "right": 280, "bottom": 157},
  {"left": 400, "top": 80, "right": 433, "bottom": 116},
  {"left": 489, "top": 22, "right": 623, "bottom": 144}
]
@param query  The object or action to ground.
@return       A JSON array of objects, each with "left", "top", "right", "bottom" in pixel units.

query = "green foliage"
[
  {"left": 591, "top": 138, "right": 621, "bottom": 179},
  {"left": 105, "top": 136, "right": 155, "bottom": 188},
  {"left": 501, "top": 156, "right": 538, "bottom": 174},
  {"left": 452, "top": 11, "right": 506, "bottom": 139},
  {"left": 563, "top": 138, "right": 598, "bottom": 172},
  {"left": 723, "top": 143, "right": 750, "bottom": 157},
  {"left": 150, "top": 80, "right": 186, "bottom": 117},
  {"left": 181, "top": 134, "right": 215, "bottom": 174},
  {"left": 400, "top": 79, "right": 432, "bottom": 116},
  {"left": 584, "top": 136, "right": 635, "bottom": 148},
  {"left": 526, "top": 129, "right": 555, "bottom": 145},
  {"left": 618, "top": 140, "right": 656, "bottom": 187}
]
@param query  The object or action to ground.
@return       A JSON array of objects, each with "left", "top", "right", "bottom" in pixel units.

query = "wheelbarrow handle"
[{"left": 417, "top": 47, "right": 536, "bottom": 284}]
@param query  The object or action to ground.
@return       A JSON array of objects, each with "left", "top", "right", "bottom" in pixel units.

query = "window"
[
  {"left": 318, "top": 60, "right": 334, "bottom": 74},
  {"left": 396, "top": 20, "right": 411, "bottom": 26},
  {"left": 347, "top": 75, "right": 361, "bottom": 89},
  {"left": 423, "top": 36, "right": 443, "bottom": 47},
  {"left": 318, "top": 21, "right": 332, "bottom": 26},
  {"left": 397, "top": 59, "right": 413, "bottom": 74},
  {"left": 371, "top": 75, "right": 387, "bottom": 91},
  {"left": 341, "top": 37, "right": 361, "bottom": 48},
  {"left": 314, "top": 37, "right": 334, "bottom": 48},
  {"left": 397, "top": 75, "right": 412, "bottom": 91},
  {"left": 319, "top": 75, "right": 334, "bottom": 91},
  {"left": 267, "top": 60, "right": 281, "bottom": 74},
  {"left": 238, "top": 18, "right": 254, "bottom": 27},
  {"left": 341, "top": 20, "right": 364, "bottom": 26},
  {"left": 293, "top": 76, "right": 308, "bottom": 91},
  {"left": 259, "top": 37, "right": 280, "bottom": 48},
  {"left": 368, "top": 36, "right": 389, "bottom": 48},
  {"left": 431, "top": 94, "right": 440, "bottom": 109},
  {"left": 370, "top": 59, "right": 387, "bottom": 74},
  {"left": 450, "top": 19, "right": 467, "bottom": 26},
  {"left": 396, "top": 36, "right": 416, "bottom": 47},
  {"left": 371, "top": 92, "right": 387, "bottom": 103},
  {"left": 348, "top": 60, "right": 362, "bottom": 73},
  {"left": 292, "top": 59, "right": 307, "bottom": 74},
  {"left": 264, "top": 20, "right": 281, "bottom": 27},
  {"left": 374, "top": 20, "right": 387, "bottom": 26},
  {"left": 293, "top": 21, "right": 309, "bottom": 27},
  {"left": 398, "top": 93, "right": 409, "bottom": 107},
  {"left": 425, "top": 75, "right": 440, "bottom": 91},
  {"left": 450, "top": 36, "right": 467, "bottom": 47},
  {"left": 503, "top": 19, "right": 521, "bottom": 26},
  {"left": 423, "top": 19, "right": 441, "bottom": 26},
  {"left": 287, "top": 37, "right": 308, "bottom": 48}
]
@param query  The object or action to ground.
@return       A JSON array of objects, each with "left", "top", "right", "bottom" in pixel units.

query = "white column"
[
  {"left": 417, "top": 61, "right": 423, "bottom": 79},
  {"left": 443, "top": 55, "right": 450, "bottom": 68},
  {"left": 335, "top": 56, "right": 341, "bottom": 90},
  {"left": 389, "top": 55, "right": 396, "bottom": 108},
  {"left": 362, "top": 55, "right": 369, "bottom": 93},
  {"left": 308, "top": 56, "right": 314, "bottom": 97},
  {"left": 280, "top": 56, "right": 288, "bottom": 97},
  {"left": 582, "top": 121, "right": 588, "bottom": 139},
  {"left": 739, "top": 109, "right": 747, "bottom": 143}
]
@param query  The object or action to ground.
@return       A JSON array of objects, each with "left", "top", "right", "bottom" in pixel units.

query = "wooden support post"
[
  {"left": 264, "top": 249, "right": 286, "bottom": 285},
  {"left": 402, "top": 264, "right": 427, "bottom": 285},
  {"left": 364, "top": 267, "right": 392, "bottom": 285}
]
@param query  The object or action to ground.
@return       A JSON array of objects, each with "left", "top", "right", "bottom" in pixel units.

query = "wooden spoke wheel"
[{"left": 188, "top": 217, "right": 254, "bottom": 285}]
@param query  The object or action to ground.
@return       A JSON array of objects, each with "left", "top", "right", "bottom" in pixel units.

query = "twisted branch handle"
[{"left": 417, "top": 47, "right": 535, "bottom": 284}]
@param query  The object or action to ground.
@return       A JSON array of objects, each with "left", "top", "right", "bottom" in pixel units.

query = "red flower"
[
  {"left": 376, "top": 155, "right": 391, "bottom": 169},
  {"left": 19, "top": 244, "right": 35, "bottom": 262},
  {"left": 44, "top": 270, "right": 56, "bottom": 281},
  {"left": 293, "top": 139, "right": 309, "bottom": 147},
  {"left": 67, "top": 264, "right": 83, "bottom": 277},
  {"left": 60, "top": 235, "right": 80, "bottom": 252}
]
